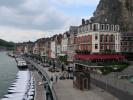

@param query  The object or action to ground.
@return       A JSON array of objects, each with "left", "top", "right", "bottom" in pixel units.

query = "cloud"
[
  {"left": 0, "top": 0, "right": 100, "bottom": 42},
  {"left": 0, "top": 0, "right": 24, "bottom": 7},
  {"left": 0, "top": 0, "right": 81, "bottom": 32},
  {"left": 51, "top": 0, "right": 100, "bottom": 6}
]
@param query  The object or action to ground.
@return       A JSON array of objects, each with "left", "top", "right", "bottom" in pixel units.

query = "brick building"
[{"left": 76, "top": 19, "right": 121, "bottom": 53}]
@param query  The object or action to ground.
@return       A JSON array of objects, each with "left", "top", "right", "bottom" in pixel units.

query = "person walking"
[{"left": 55, "top": 75, "right": 58, "bottom": 83}]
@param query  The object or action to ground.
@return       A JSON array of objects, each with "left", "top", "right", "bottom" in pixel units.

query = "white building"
[
  {"left": 33, "top": 42, "right": 39, "bottom": 55},
  {"left": 77, "top": 20, "right": 121, "bottom": 53},
  {"left": 50, "top": 41, "right": 56, "bottom": 59},
  {"left": 61, "top": 32, "right": 69, "bottom": 55}
]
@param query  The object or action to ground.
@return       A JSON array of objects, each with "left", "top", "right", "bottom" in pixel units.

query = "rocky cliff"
[{"left": 93, "top": 0, "right": 133, "bottom": 32}]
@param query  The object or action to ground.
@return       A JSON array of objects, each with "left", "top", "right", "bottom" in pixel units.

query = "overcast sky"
[{"left": 0, "top": 0, "right": 100, "bottom": 42}]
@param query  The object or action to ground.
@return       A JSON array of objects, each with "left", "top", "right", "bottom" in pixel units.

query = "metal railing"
[{"left": 24, "top": 57, "right": 58, "bottom": 100}]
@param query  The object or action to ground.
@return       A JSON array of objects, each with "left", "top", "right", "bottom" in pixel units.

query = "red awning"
[{"left": 74, "top": 54, "right": 125, "bottom": 60}]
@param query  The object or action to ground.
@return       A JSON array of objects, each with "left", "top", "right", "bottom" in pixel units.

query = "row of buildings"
[
  {"left": 15, "top": 17, "right": 133, "bottom": 90},
  {"left": 16, "top": 26, "right": 78, "bottom": 63},
  {"left": 16, "top": 18, "right": 133, "bottom": 63}
]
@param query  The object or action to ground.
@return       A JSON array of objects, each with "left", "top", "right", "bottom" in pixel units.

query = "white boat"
[{"left": 16, "top": 58, "right": 28, "bottom": 69}]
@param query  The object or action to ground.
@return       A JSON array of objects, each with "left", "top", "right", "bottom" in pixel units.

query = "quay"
[
  {"left": 24, "top": 57, "right": 119, "bottom": 100},
  {"left": 33, "top": 71, "right": 46, "bottom": 100}
]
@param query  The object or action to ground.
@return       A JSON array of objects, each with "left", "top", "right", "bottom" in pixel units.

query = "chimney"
[
  {"left": 86, "top": 20, "right": 89, "bottom": 24},
  {"left": 82, "top": 19, "right": 85, "bottom": 25}
]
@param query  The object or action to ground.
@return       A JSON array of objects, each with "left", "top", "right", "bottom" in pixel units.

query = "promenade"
[
  {"left": 43, "top": 67, "right": 118, "bottom": 100},
  {"left": 26, "top": 58, "right": 119, "bottom": 100},
  {"left": 33, "top": 71, "right": 46, "bottom": 100}
]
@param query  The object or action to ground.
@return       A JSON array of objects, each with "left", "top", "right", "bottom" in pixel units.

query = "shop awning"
[
  {"left": 58, "top": 53, "right": 66, "bottom": 56},
  {"left": 74, "top": 54, "right": 125, "bottom": 60}
]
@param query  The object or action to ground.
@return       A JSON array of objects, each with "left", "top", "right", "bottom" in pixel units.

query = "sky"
[{"left": 0, "top": 0, "right": 100, "bottom": 42}]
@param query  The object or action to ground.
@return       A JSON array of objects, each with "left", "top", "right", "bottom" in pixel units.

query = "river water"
[{"left": 0, "top": 52, "right": 18, "bottom": 98}]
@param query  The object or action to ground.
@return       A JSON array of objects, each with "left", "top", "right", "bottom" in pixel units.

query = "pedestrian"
[
  {"left": 56, "top": 75, "right": 58, "bottom": 82},
  {"left": 50, "top": 76, "right": 53, "bottom": 82}
]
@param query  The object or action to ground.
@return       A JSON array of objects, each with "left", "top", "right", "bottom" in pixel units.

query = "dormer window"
[
  {"left": 111, "top": 25, "right": 114, "bottom": 31},
  {"left": 106, "top": 24, "right": 109, "bottom": 30},
  {"left": 93, "top": 24, "right": 99, "bottom": 31},
  {"left": 101, "top": 24, "right": 105, "bottom": 30},
  {"left": 115, "top": 25, "right": 120, "bottom": 32}
]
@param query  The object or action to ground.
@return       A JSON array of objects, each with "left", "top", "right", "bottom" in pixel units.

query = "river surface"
[{"left": 0, "top": 51, "right": 18, "bottom": 98}]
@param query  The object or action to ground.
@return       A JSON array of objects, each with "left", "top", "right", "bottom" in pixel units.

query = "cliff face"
[{"left": 93, "top": 0, "right": 133, "bottom": 32}]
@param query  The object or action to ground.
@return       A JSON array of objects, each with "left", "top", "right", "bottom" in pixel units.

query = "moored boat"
[{"left": 16, "top": 58, "right": 28, "bottom": 69}]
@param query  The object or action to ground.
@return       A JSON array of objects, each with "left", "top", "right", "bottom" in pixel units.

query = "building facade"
[
  {"left": 61, "top": 32, "right": 69, "bottom": 56},
  {"left": 23, "top": 41, "right": 34, "bottom": 55},
  {"left": 67, "top": 26, "right": 78, "bottom": 62},
  {"left": 50, "top": 36, "right": 57, "bottom": 59},
  {"left": 76, "top": 19, "right": 121, "bottom": 53},
  {"left": 121, "top": 32, "right": 133, "bottom": 52}
]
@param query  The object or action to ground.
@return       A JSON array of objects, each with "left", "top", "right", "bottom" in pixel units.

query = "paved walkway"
[
  {"left": 26, "top": 58, "right": 119, "bottom": 100},
  {"left": 33, "top": 71, "right": 46, "bottom": 100},
  {"left": 43, "top": 67, "right": 119, "bottom": 100}
]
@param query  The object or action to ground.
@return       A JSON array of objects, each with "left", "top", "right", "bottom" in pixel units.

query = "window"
[
  {"left": 106, "top": 24, "right": 109, "bottom": 30},
  {"left": 110, "top": 35, "right": 114, "bottom": 42},
  {"left": 111, "top": 25, "right": 114, "bottom": 31},
  {"left": 105, "top": 45, "right": 109, "bottom": 50},
  {"left": 83, "top": 36, "right": 86, "bottom": 43},
  {"left": 105, "top": 35, "right": 109, "bottom": 42},
  {"left": 115, "top": 25, "right": 119, "bottom": 31},
  {"left": 93, "top": 24, "right": 98, "bottom": 31},
  {"left": 116, "top": 35, "right": 117, "bottom": 40},
  {"left": 101, "top": 24, "right": 104, "bottom": 30},
  {"left": 100, "top": 45, "right": 104, "bottom": 50},
  {"left": 95, "top": 34, "right": 98, "bottom": 40},
  {"left": 100, "top": 35, "right": 104, "bottom": 42},
  {"left": 95, "top": 44, "right": 98, "bottom": 49},
  {"left": 88, "top": 35, "right": 90, "bottom": 42},
  {"left": 85, "top": 36, "right": 88, "bottom": 42}
]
